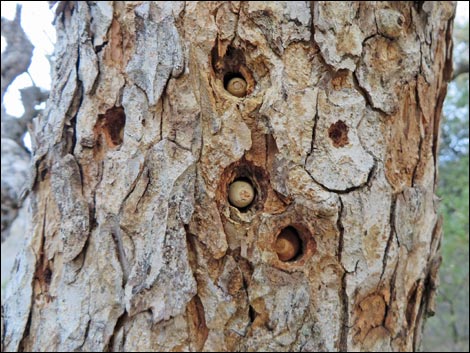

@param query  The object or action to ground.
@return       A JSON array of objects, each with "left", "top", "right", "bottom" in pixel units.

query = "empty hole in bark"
[
  {"left": 94, "top": 106, "right": 126, "bottom": 147},
  {"left": 39, "top": 165, "right": 48, "bottom": 181},
  {"left": 275, "top": 226, "right": 302, "bottom": 262},
  {"left": 44, "top": 267, "right": 52, "bottom": 285},
  {"left": 328, "top": 120, "right": 349, "bottom": 148},
  {"left": 228, "top": 177, "right": 255, "bottom": 209},
  {"left": 224, "top": 72, "right": 247, "bottom": 97}
]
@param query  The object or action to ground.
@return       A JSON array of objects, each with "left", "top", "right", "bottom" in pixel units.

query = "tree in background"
[
  {"left": 424, "top": 19, "right": 469, "bottom": 353},
  {"left": 1, "top": 5, "right": 48, "bottom": 242},
  {"left": 1, "top": 4, "right": 49, "bottom": 297},
  {"left": 1, "top": 2, "right": 458, "bottom": 352}
]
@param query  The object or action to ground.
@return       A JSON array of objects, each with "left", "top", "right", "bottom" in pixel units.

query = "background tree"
[
  {"left": 1, "top": 5, "right": 48, "bottom": 242},
  {"left": 1, "top": 4, "right": 49, "bottom": 296},
  {"left": 423, "top": 19, "right": 469, "bottom": 353},
  {"left": 1, "top": 2, "right": 458, "bottom": 352}
]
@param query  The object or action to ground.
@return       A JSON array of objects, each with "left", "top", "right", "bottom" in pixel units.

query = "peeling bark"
[{"left": 2, "top": 1, "right": 455, "bottom": 352}]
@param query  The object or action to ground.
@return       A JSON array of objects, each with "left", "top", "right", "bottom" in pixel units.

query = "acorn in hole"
[
  {"left": 228, "top": 180, "right": 254, "bottom": 208},
  {"left": 226, "top": 77, "right": 247, "bottom": 98},
  {"left": 275, "top": 227, "right": 301, "bottom": 262}
]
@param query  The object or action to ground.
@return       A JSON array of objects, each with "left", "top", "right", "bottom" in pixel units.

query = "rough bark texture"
[{"left": 2, "top": 1, "right": 455, "bottom": 352}]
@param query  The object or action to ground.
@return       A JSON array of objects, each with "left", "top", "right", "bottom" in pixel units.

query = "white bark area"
[{"left": 2, "top": 1, "right": 455, "bottom": 352}]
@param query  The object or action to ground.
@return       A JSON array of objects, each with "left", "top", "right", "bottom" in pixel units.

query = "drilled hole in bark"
[
  {"left": 271, "top": 223, "right": 316, "bottom": 268},
  {"left": 228, "top": 178, "right": 255, "bottom": 209},
  {"left": 227, "top": 175, "right": 258, "bottom": 213},
  {"left": 94, "top": 106, "right": 126, "bottom": 147},
  {"left": 211, "top": 43, "right": 255, "bottom": 96},
  {"left": 275, "top": 226, "right": 302, "bottom": 262},
  {"left": 217, "top": 160, "right": 268, "bottom": 215},
  {"left": 224, "top": 72, "right": 247, "bottom": 97},
  {"left": 328, "top": 120, "right": 349, "bottom": 148}
]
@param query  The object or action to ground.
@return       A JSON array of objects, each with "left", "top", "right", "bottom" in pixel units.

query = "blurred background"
[
  {"left": 423, "top": 12, "right": 469, "bottom": 352},
  {"left": 1, "top": 2, "right": 468, "bottom": 351}
]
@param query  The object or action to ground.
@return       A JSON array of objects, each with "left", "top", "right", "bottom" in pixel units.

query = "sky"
[{"left": 1, "top": 0, "right": 469, "bottom": 119}]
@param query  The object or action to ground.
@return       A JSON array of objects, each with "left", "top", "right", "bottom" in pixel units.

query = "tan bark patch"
[
  {"left": 353, "top": 294, "right": 387, "bottom": 343},
  {"left": 385, "top": 83, "right": 421, "bottom": 191},
  {"left": 104, "top": 19, "right": 124, "bottom": 68},
  {"left": 186, "top": 295, "right": 208, "bottom": 351}
]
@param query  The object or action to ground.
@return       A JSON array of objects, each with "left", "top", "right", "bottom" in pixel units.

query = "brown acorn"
[
  {"left": 228, "top": 180, "right": 254, "bottom": 208},
  {"left": 275, "top": 227, "right": 301, "bottom": 262},
  {"left": 226, "top": 77, "right": 247, "bottom": 97}
]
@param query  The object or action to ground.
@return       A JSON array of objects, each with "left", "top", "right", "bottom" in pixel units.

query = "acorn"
[
  {"left": 275, "top": 227, "right": 301, "bottom": 262},
  {"left": 228, "top": 180, "right": 254, "bottom": 208},
  {"left": 226, "top": 77, "right": 247, "bottom": 97}
]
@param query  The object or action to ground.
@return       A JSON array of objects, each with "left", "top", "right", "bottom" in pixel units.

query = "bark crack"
[
  {"left": 411, "top": 78, "right": 424, "bottom": 187},
  {"left": 111, "top": 225, "right": 131, "bottom": 283},
  {"left": 119, "top": 161, "right": 146, "bottom": 210},
  {"left": 305, "top": 158, "right": 376, "bottom": 194},
  {"left": 135, "top": 168, "right": 151, "bottom": 212},
  {"left": 337, "top": 197, "right": 349, "bottom": 352},
  {"left": 352, "top": 69, "right": 387, "bottom": 116},
  {"left": 380, "top": 194, "right": 397, "bottom": 281},
  {"left": 105, "top": 311, "right": 128, "bottom": 352},
  {"left": 78, "top": 316, "right": 91, "bottom": 350},
  {"left": 304, "top": 93, "right": 319, "bottom": 166},
  {"left": 160, "top": 96, "right": 165, "bottom": 142}
]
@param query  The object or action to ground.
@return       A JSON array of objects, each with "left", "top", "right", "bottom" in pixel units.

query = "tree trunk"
[{"left": 1, "top": 1, "right": 455, "bottom": 352}]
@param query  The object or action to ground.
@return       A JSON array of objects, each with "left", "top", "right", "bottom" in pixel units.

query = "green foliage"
[
  {"left": 440, "top": 73, "right": 469, "bottom": 159},
  {"left": 424, "top": 19, "right": 469, "bottom": 353}
]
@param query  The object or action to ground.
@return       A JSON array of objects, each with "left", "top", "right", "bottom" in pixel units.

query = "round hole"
[
  {"left": 275, "top": 227, "right": 302, "bottom": 262},
  {"left": 224, "top": 73, "right": 247, "bottom": 98},
  {"left": 228, "top": 178, "right": 255, "bottom": 209}
]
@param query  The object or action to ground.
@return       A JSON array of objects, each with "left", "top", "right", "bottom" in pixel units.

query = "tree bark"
[{"left": 1, "top": 1, "right": 455, "bottom": 352}]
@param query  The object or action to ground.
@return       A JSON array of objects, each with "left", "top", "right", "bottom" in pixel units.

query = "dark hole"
[
  {"left": 223, "top": 72, "right": 245, "bottom": 89},
  {"left": 248, "top": 305, "right": 257, "bottom": 323},
  {"left": 44, "top": 268, "right": 52, "bottom": 285},
  {"left": 96, "top": 106, "right": 126, "bottom": 146},
  {"left": 406, "top": 283, "right": 419, "bottom": 325},
  {"left": 40, "top": 167, "right": 48, "bottom": 181},
  {"left": 328, "top": 120, "right": 349, "bottom": 148},
  {"left": 275, "top": 226, "right": 303, "bottom": 262}
]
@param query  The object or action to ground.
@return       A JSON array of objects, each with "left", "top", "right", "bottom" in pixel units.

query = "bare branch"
[
  {"left": 1, "top": 5, "right": 38, "bottom": 243},
  {"left": 452, "top": 59, "right": 469, "bottom": 80},
  {"left": 1, "top": 4, "right": 34, "bottom": 101}
]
